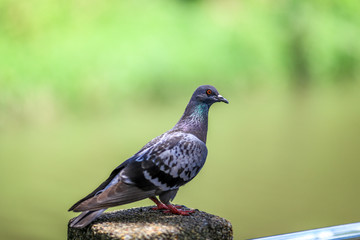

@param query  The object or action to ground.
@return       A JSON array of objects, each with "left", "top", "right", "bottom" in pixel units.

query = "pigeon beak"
[{"left": 216, "top": 95, "right": 229, "bottom": 104}]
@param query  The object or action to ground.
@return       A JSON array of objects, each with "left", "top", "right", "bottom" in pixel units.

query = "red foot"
[
  {"left": 151, "top": 203, "right": 168, "bottom": 210},
  {"left": 164, "top": 204, "right": 195, "bottom": 216},
  {"left": 148, "top": 197, "right": 195, "bottom": 215},
  {"left": 172, "top": 205, "right": 184, "bottom": 209}
]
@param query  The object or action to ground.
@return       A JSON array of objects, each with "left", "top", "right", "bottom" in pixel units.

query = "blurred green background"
[{"left": 1, "top": 0, "right": 360, "bottom": 239}]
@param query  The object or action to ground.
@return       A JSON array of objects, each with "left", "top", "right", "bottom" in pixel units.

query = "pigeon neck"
[{"left": 174, "top": 102, "right": 209, "bottom": 143}]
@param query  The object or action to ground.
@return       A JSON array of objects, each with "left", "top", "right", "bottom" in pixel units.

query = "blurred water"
[{"left": 1, "top": 89, "right": 360, "bottom": 239}]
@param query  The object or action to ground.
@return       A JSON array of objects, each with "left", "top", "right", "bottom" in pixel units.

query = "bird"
[{"left": 68, "top": 85, "right": 229, "bottom": 228}]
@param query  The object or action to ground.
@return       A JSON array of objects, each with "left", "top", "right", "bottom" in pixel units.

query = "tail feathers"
[{"left": 69, "top": 209, "right": 106, "bottom": 228}]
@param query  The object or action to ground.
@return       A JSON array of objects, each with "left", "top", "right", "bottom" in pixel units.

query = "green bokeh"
[{"left": 1, "top": 1, "right": 360, "bottom": 239}]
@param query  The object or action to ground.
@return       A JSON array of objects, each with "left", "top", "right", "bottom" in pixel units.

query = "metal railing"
[{"left": 251, "top": 222, "right": 360, "bottom": 240}]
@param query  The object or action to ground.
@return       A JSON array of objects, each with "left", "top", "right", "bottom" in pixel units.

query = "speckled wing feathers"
[{"left": 121, "top": 131, "right": 208, "bottom": 192}]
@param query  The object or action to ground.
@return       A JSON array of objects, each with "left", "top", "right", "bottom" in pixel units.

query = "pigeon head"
[
  {"left": 191, "top": 85, "right": 229, "bottom": 105},
  {"left": 174, "top": 85, "right": 228, "bottom": 143}
]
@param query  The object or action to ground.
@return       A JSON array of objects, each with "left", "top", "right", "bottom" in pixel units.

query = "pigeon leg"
[
  {"left": 149, "top": 197, "right": 186, "bottom": 211},
  {"left": 149, "top": 197, "right": 168, "bottom": 210},
  {"left": 164, "top": 204, "right": 196, "bottom": 215}
]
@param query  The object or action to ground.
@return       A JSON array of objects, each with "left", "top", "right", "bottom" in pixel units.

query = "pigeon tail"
[{"left": 69, "top": 209, "right": 106, "bottom": 228}]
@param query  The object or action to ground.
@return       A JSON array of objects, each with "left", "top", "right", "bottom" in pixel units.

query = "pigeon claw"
[
  {"left": 149, "top": 197, "right": 195, "bottom": 215},
  {"left": 164, "top": 204, "right": 195, "bottom": 215},
  {"left": 151, "top": 204, "right": 168, "bottom": 211}
]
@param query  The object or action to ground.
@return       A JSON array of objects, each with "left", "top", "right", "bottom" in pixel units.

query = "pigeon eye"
[{"left": 206, "top": 89, "right": 212, "bottom": 95}]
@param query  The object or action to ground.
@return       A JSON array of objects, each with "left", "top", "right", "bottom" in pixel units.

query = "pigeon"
[{"left": 68, "top": 85, "right": 229, "bottom": 228}]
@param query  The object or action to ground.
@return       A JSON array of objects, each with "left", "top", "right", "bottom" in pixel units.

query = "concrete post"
[{"left": 68, "top": 206, "right": 233, "bottom": 240}]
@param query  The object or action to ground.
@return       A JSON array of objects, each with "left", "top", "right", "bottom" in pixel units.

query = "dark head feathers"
[{"left": 189, "top": 85, "right": 229, "bottom": 105}]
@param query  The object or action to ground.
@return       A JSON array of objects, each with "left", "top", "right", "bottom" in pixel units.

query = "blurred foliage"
[
  {"left": 0, "top": 0, "right": 360, "bottom": 239},
  {"left": 1, "top": 0, "right": 360, "bottom": 112}
]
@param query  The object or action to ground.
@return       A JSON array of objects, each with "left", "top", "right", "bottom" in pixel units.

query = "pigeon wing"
[
  {"left": 68, "top": 159, "right": 131, "bottom": 211},
  {"left": 70, "top": 181, "right": 156, "bottom": 211},
  {"left": 123, "top": 131, "right": 208, "bottom": 192}
]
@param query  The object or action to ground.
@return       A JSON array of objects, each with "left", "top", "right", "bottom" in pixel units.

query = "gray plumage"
[{"left": 69, "top": 85, "right": 228, "bottom": 228}]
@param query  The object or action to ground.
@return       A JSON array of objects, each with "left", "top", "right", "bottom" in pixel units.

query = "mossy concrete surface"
[{"left": 68, "top": 206, "right": 233, "bottom": 240}]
